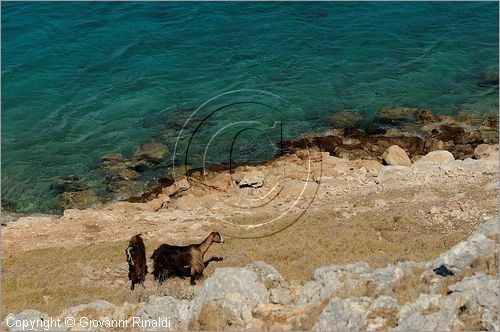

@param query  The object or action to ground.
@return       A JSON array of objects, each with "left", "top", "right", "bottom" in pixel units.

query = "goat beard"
[{"left": 125, "top": 247, "right": 134, "bottom": 266}]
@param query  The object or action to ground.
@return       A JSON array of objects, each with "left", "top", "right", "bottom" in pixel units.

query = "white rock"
[
  {"left": 136, "top": 296, "right": 191, "bottom": 331},
  {"left": 382, "top": 145, "right": 412, "bottom": 166},
  {"left": 313, "top": 297, "right": 371, "bottom": 331},
  {"left": 189, "top": 267, "right": 269, "bottom": 329},
  {"left": 474, "top": 144, "right": 499, "bottom": 160},
  {"left": 415, "top": 150, "right": 455, "bottom": 164},
  {"left": 237, "top": 171, "right": 265, "bottom": 188}
]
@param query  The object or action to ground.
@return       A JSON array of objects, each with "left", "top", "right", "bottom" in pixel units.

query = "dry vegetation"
[{"left": 1, "top": 203, "right": 479, "bottom": 318}]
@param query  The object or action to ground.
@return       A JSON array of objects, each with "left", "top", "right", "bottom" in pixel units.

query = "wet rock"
[
  {"left": 431, "top": 124, "right": 465, "bottom": 143},
  {"left": 481, "top": 114, "right": 499, "bottom": 130},
  {"left": 414, "top": 109, "right": 437, "bottom": 123},
  {"left": 375, "top": 107, "right": 415, "bottom": 124},
  {"left": 134, "top": 143, "right": 168, "bottom": 163},
  {"left": 108, "top": 180, "right": 149, "bottom": 200},
  {"left": 313, "top": 297, "right": 371, "bottom": 331},
  {"left": 474, "top": 144, "right": 499, "bottom": 160},
  {"left": 365, "top": 126, "right": 387, "bottom": 136},
  {"left": 237, "top": 170, "right": 265, "bottom": 188},
  {"left": 424, "top": 138, "right": 444, "bottom": 153},
  {"left": 414, "top": 150, "right": 454, "bottom": 164},
  {"left": 382, "top": 145, "right": 411, "bottom": 166},
  {"left": 116, "top": 168, "right": 140, "bottom": 180},
  {"left": 458, "top": 130, "right": 483, "bottom": 145},
  {"left": 335, "top": 148, "right": 374, "bottom": 160},
  {"left": 61, "top": 190, "right": 101, "bottom": 210},
  {"left": 480, "top": 129, "right": 499, "bottom": 144},
  {"left": 452, "top": 144, "right": 475, "bottom": 160}
]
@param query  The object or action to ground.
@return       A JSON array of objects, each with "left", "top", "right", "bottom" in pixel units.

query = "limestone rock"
[
  {"left": 237, "top": 171, "right": 265, "bottom": 188},
  {"left": 434, "top": 232, "right": 495, "bottom": 271},
  {"left": 245, "top": 261, "right": 285, "bottom": 289},
  {"left": 313, "top": 297, "right": 371, "bottom": 331},
  {"left": 382, "top": 145, "right": 411, "bottom": 166},
  {"left": 62, "top": 300, "right": 115, "bottom": 315},
  {"left": 189, "top": 268, "right": 269, "bottom": 330},
  {"left": 474, "top": 144, "right": 499, "bottom": 160},
  {"left": 414, "top": 150, "right": 454, "bottom": 164},
  {"left": 2, "top": 310, "right": 50, "bottom": 332},
  {"left": 136, "top": 296, "right": 191, "bottom": 331}
]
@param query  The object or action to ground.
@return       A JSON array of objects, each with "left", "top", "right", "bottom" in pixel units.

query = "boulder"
[
  {"left": 474, "top": 144, "right": 499, "bottom": 160},
  {"left": 245, "top": 261, "right": 285, "bottom": 289},
  {"left": 382, "top": 145, "right": 411, "bottom": 166},
  {"left": 189, "top": 268, "right": 269, "bottom": 330},
  {"left": 237, "top": 171, "right": 265, "bottom": 188},
  {"left": 136, "top": 296, "right": 191, "bottom": 331},
  {"left": 396, "top": 294, "right": 461, "bottom": 331},
  {"left": 434, "top": 232, "right": 495, "bottom": 271},
  {"left": 414, "top": 150, "right": 454, "bottom": 164},
  {"left": 313, "top": 297, "right": 371, "bottom": 331}
]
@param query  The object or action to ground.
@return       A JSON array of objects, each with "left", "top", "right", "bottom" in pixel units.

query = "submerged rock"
[
  {"left": 479, "top": 71, "right": 499, "bottom": 87},
  {"left": 50, "top": 175, "right": 87, "bottom": 193},
  {"left": 61, "top": 189, "right": 101, "bottom": 210},
  {"left": 134, "top": 143, "right": 168, "bottom": 163}
]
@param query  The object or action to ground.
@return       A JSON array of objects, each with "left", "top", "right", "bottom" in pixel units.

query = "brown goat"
[
  {"left": 151, "top": 232, "right": 224, "bottom": 285},
  {"left": 125, "top": 234, "right": 148, "bottom": 290}
]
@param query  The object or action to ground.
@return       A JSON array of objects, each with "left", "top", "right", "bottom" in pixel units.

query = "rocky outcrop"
[{"left": 5, "top": 217, "right": 498, "bottom": 331}]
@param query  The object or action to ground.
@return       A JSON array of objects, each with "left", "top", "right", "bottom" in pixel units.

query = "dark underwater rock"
[
  {"left": 478, "top": 71, "right": 499, "bottom": 87},
  {"left": 50, "top": 175, "right": 88, "bottom": 193}
]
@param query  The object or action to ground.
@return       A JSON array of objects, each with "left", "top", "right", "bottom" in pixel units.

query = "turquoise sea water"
[{"left": 2, "top": 2, "right": 499, "bottom": 213}]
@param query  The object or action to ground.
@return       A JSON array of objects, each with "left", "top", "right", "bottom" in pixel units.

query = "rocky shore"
[{"left": 1, "top": 107, "right": 498, "bottom": 331}]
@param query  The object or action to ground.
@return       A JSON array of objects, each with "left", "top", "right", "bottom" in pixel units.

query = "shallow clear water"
[{"left": 2, "top": 2, "right": 498, "bottom": 213}]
